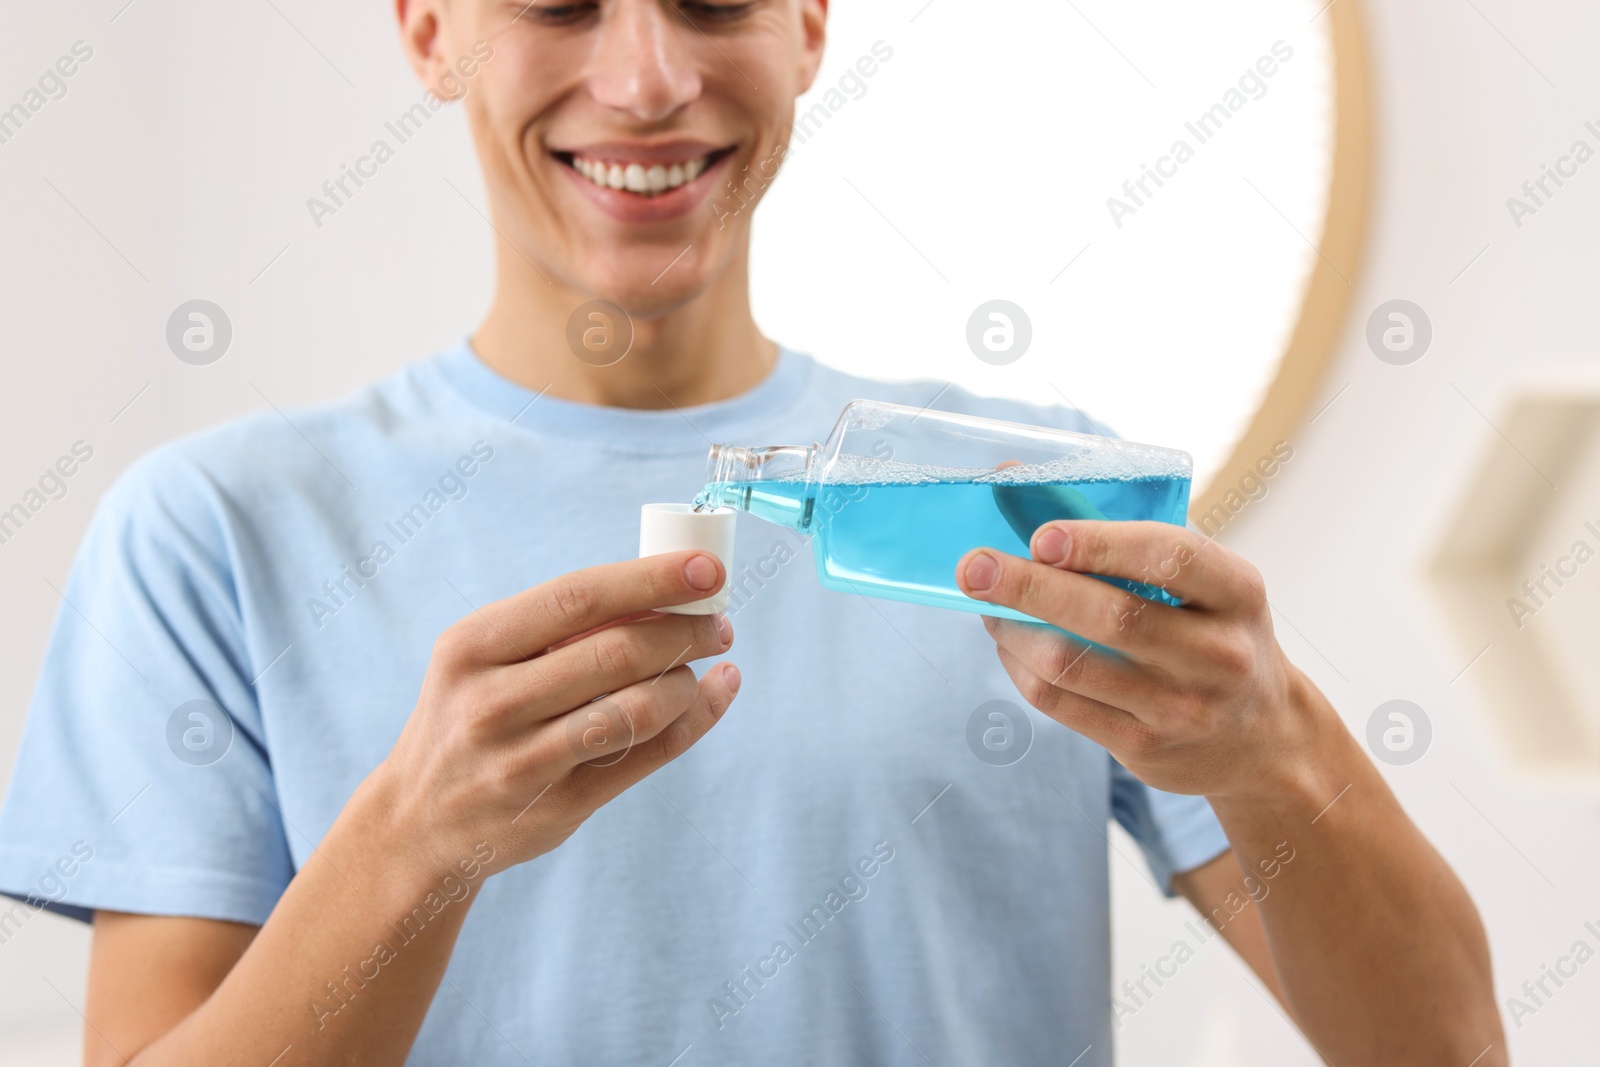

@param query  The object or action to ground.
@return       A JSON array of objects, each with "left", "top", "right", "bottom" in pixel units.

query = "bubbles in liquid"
[
  {"left": 973, "top": 442, "right": 1191, "bottom": 485},
  {"left": 809, "top": 454, "right": 952, "bottom": 485},
  {"left": 813, "top": 443, "right": 1189, "bottom": 487},
  {"left": 694, "top": 437, "right": 1190, "bottom": 516}
]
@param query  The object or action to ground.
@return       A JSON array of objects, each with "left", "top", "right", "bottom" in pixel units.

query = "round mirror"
[{"left": 753, "top": 0, "right": 1366, "bottom": 526}]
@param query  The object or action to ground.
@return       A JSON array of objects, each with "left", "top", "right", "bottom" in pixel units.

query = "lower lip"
[{"left": 558, "top": 154, "right": 732, "bottom": 224}]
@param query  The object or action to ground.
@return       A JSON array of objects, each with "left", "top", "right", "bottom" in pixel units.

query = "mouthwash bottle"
[{"left": 693, "top": 399, "right": 1192, "bottom": 625}]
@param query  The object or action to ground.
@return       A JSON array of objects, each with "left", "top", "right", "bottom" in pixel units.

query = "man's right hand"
[
  {"left": 376, "top": 550, "right": 741, "bottom": 880},
  {"left": 84, "top": 552, "right": 739, "bottom": 1066}
]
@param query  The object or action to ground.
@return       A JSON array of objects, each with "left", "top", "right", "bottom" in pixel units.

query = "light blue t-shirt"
[{"left": 0, "top": 341, "right": 1228, "bottom": 1066}]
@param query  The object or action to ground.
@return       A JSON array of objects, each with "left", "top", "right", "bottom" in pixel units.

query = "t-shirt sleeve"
[
  {"left": 0, "top": 451, "right": 293, "bottom": 925},
  {"left": 1109, "top": 755, "right": 1231, "bottom": 897}
]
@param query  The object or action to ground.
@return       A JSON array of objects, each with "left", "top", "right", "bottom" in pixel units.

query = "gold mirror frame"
[{"left": 1189, "top": 0, "right": 1371, "bottom": 528}]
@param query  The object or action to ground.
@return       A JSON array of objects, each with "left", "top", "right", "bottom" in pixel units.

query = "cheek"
[
  {"left": 711, "top": 22, "right": 805, "bottom": 120},
  {"left": 472, "top": 46, "right": 581, "bottom": 153}
]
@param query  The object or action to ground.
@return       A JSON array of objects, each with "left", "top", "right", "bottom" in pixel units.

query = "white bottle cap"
[{"left": 639, "top": 503, "right": 737, "bottom": 615}]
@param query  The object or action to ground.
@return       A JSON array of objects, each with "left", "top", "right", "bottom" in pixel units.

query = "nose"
[{"left": 585, "top": 0, "right": 704, "bottom": 123}]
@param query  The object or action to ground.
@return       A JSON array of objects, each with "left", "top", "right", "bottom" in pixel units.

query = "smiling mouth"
[{"left": 554, "top": 148, "right": 735, "bottom": 197}]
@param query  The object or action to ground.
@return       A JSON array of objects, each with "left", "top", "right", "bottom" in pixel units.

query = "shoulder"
[
  {"left": 789, "top": 352, "right": 1118, "bottom": 439},
  {"left": 97, "top": 359, "right": 439, "bottom": 541}
]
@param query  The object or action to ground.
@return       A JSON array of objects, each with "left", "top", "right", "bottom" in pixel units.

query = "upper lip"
[{"left": 550, "top": 139, "right": 731, "bottom": 164}]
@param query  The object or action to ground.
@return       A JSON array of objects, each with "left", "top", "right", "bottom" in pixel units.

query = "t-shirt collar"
[{"left": 428, "top": 335, "right": 814, "bottom": 455}]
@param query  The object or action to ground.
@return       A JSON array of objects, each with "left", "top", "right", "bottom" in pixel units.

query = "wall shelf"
[{"left": 1427, "top": 391, "right": 1600, "bottom": 787}]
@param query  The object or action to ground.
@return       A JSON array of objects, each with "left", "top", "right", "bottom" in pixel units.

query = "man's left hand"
[{"left": 956, "top": 519, "right": 1317, "bottom": 799}]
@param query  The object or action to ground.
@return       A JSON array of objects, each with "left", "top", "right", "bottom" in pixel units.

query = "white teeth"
[{"left": 567, "top": 154, "right": 716, "bottom": 196}]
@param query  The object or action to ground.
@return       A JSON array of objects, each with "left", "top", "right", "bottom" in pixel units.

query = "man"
[{"left": 0, "top": 1, "right": 1503, "bottom": 1063}]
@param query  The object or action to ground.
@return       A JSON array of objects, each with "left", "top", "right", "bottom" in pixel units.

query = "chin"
[{"left": 577, "top": 248, "right": 719, "bottom": 317}]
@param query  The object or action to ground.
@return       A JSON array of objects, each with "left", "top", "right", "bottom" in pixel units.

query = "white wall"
[{"left": 1, "top": 0, "right": 1597, "bottom": 1063}]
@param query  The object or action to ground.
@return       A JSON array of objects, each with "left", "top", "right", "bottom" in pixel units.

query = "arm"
[
  {"left": 955, "top": 522, "right": 1505, "bottom": 1065},
  {"left": 1170, "top": 851, "right": 1284, "bottom": 1006},
  {"left": 1205, "top": 685, "right": 1498, "bottom": 1063},
  {"left": 85, "top": 551, "right": 741, "bottom": 1066},
  {"left": 86, "top": 914, "right": 256, "bottom": 1066},
  {"left": 87, "top": 779, "right": 483, "bottom": 1067}
]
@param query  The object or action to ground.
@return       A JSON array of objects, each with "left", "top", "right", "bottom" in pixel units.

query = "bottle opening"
[
  {"left": 695, "top": 444, "right": 753, "bottom": 510},
  {"left": 694, "top": 443, "right": 822, "bottom": 527}
]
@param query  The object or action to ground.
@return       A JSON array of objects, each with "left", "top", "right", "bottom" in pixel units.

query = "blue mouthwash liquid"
[{"left": 695, "top": 473, "right": 1190, "bottom": 624}]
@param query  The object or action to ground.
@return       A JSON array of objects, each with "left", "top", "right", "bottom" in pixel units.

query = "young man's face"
[{"left": 403, "top": 0, "right": 827, "bottom": 315}]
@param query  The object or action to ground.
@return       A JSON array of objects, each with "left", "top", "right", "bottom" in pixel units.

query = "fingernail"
[
  {"left": 723, "top": 664, "right": 741, "bottom": 697},
  {"left": 685, "top": 554, "right": 719, "bottom": 591},
  {"left": 713, "top": 613, "right": 732, "bottom": 645},
  {"left": 964, "top": 551, "right": 999, "bottom": 592},
  {"left": 1035, "top": 526, "right": 1069, "bottom": 564}
]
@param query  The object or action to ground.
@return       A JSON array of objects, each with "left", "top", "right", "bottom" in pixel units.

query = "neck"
[{"left": 470, "top": 239, "right": 778, "bottom": 409}]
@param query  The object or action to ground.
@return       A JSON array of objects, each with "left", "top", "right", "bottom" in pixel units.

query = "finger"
[
  {"left": 569, "top": 663, "right": 742, "bottom": 805},
  {"left": 958, "top": 547, "right": 1194, "bottom": 661},
  {"left": 510, "top": 611, "right": 733, "bottom": 723},
  {"left": 983, "top": 616, "right": 1165, "bottom": 714},
  {"left": 506, "top": 662, "right": 703, "bottom": 780},
  {"left": 994, "top": 646, "right": 1146, "bottom": 754},
  {"left": 543, "top": 610, "right": 660, "bottom": 654},
  {"left": 983, "top": 583, "right": 1236, "bottom": 681},
  {"left": 449, "top": 552, "right": 727, "bottom": 665},
  {"left": 1028, "top": 520, "right": 1262, "bottom": 613},
  {"left": 550, "top": 662, "right": 705, "bottom": 769}
]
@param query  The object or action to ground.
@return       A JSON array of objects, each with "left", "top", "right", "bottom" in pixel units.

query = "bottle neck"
[{"left": 700, "top": 443, "right": 820, "bottom": 531}]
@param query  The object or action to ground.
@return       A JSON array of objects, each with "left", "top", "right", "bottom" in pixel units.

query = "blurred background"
[{"left": 1, "top": 0, "right": 1597, "bottom": 1062}]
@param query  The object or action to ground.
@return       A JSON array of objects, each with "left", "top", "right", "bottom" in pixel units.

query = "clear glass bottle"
[{"left": 694, "top": 400, "right": 1192, "bottom": 624}]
